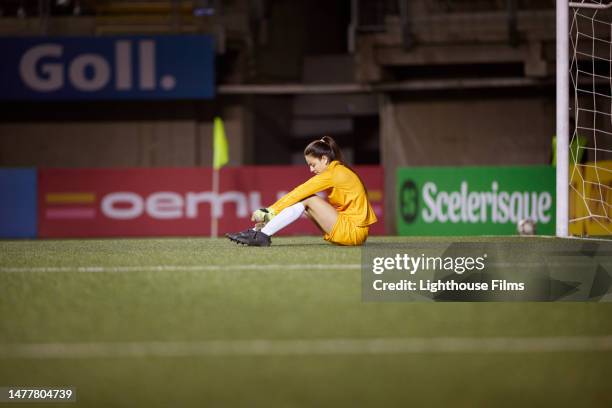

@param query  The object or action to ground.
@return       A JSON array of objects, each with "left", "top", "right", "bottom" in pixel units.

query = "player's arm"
[{"left": 268, "top": 173, "right": 333, "bottom": 215}]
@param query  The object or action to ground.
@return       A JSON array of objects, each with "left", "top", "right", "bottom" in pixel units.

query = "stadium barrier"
[
  {"left": 2, "top": 164, "right": 608, "bottom": 238},
  {"left": 396, "top": 166, "right": 556, "bottom": 236},
  {"left": 0, "top": 168, "right": 37, "bottom": 238},
  {"left": 38, "top": 166, "right": 385, "bottom": 238}
]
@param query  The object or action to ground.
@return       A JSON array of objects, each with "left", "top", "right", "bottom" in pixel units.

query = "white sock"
[{"left": 261, "top": 202, "right": 305, "bottom": 236}]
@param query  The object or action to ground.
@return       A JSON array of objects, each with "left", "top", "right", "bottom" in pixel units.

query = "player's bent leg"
[
  {"left": 305, "top": 208, "right": 326, "bottom": 234},
  {"left": 228, "top": 198, "right": 337, "bottom": 246},
  {"left": 260, "top": 202, "right": 305, "bottom": 236},
  {"left": 302, "top": 195, "right": 338, "bottom": 234},
  {"left": 303, "top": 196, "right": 368, "bottom": 246},
  {"left": 229, "top": 202, "right": 307, "bottom": 246}
]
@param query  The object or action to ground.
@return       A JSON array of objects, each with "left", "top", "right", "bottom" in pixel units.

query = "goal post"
[
  {"left": 558, "top": 1, "right": 612, "bottom": 237},
  {"left": 557, "top": 0, "right": 569, "bottom": 237}
]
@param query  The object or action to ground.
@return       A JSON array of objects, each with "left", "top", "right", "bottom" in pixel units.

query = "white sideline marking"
[
  {"left": 0, "top": 264, "right": 361, "bottom": 273},
  {"left": 566, "top": 236, "right": 612, "bottom": 243},
  {"left": 1, "top": 336, "right": 611, "bottom": 359},
  {"left": 2, "top": 261, "right": 599, "bottom": 273}
]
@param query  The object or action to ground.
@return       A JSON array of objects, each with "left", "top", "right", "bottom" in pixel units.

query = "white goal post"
[
  {"left": 558, "top": 0, "right": 612, "bottom": 237},
  {"left": 557, "top": 0, "right": 569, "bottom": 237}
]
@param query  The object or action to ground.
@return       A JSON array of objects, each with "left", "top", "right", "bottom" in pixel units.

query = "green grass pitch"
[{"left": 1, "top": 236, "right": 611, "bottom": 407}]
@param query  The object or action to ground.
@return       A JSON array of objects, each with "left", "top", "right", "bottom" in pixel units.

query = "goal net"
[{"left": 567, "top": 1, "right": 612, "bottom": 236}]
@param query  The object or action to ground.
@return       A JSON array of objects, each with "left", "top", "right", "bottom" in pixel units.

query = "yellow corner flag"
[{"left": 213, "top": 116, "right": 229, "bottom": 169}]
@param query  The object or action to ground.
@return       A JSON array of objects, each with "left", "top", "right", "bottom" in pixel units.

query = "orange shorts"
[{"left": 324, "top": 214, "right": 369, "bottom": 246}]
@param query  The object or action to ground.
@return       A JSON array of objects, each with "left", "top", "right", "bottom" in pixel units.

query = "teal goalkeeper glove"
[{"left": 251, "top": 208, "right": 276, "bottom": 223}]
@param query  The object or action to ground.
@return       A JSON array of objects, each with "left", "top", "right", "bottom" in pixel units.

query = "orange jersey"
[{"left": 269, "top": 161, "right": 377, "bottom": 227}]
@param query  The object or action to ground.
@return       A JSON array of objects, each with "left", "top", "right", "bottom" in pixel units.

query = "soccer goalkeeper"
[{"left": 226, "top": 136, "right": 377, "bottom": 247}]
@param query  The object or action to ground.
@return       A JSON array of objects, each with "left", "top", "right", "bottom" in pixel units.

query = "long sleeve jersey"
[{"left": 269, "top": 161, "right": 378, "bottom": 227}]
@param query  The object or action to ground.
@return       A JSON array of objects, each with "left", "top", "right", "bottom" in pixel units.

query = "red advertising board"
[{"left": 38, "top": 166, "right": 385, "bottom": 238}]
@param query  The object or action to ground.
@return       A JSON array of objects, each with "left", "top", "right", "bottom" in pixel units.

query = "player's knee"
[{"left": 301, "top": 196, "right": 317, "bottom": 208}]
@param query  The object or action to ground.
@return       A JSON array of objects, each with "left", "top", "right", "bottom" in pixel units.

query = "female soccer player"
[{"left": 226, "top": 136, "right": 377, "bottom": 246}]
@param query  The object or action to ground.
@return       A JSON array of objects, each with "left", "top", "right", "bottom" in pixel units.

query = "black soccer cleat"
[
  {"left": 225, "top": 228, "right": 254, "bottom": 243},
  {"left": 234, "top": 229, "right": 271, "bottom": 247}
]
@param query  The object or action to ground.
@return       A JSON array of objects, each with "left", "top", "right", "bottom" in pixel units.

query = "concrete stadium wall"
[{"left": 0, "top": 105, "right": 249, "bottom": 168}]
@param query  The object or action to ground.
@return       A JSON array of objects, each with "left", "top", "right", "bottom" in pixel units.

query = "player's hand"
[{"left": 251, "top": 208, "right": 276, "bottom": 223}]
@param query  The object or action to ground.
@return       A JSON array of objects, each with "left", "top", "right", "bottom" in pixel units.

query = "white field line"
[
  {"left": 0, "top": 264, "right": 361, "bottom": 273},
  {"left": 0, "top": 261, "right": 601, "bottom": 273},
  {"left": 1, "top": 336, "right": 611, "bottom": 359},
  {"left": 566, "top": 235, "right": 612, "bottom": 243}
]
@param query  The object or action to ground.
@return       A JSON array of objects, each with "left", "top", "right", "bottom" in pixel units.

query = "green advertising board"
[{"left": 396, "top": 166, "right": 556, "bottom": 236}]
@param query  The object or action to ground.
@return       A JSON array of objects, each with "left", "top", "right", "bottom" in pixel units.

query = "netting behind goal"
[{"left": 569, "top": 1, "right": 612, "bottom": 235}]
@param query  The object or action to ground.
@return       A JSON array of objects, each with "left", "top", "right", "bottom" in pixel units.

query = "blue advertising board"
[
  {"left": 0, "top": 169, "right": 37, "bottom": 238},
  {"left": 0, "top": 35, "right": 215, "bottom": 100}
]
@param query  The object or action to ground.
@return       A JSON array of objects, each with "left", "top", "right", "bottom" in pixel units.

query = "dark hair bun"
[{"left": 304, "top": 136, "right": 343, "bottom": 162}]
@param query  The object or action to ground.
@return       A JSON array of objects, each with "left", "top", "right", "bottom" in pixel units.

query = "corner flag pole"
[{"left": 212, "top": 117, "right": 229, "bottom": 238}]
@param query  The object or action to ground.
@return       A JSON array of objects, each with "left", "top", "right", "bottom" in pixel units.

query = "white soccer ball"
[{"left": 517, "top": 218, "right": 537, "bottom": 236}]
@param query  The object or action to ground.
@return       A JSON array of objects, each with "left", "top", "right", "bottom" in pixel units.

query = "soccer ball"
[{"left": 517, "top": 218, "right": 536, "bottom": 236}]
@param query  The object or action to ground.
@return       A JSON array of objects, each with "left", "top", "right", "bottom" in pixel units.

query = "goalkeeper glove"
[{"left": 251, "top": 208, "right": 276, "bottom": 223}]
